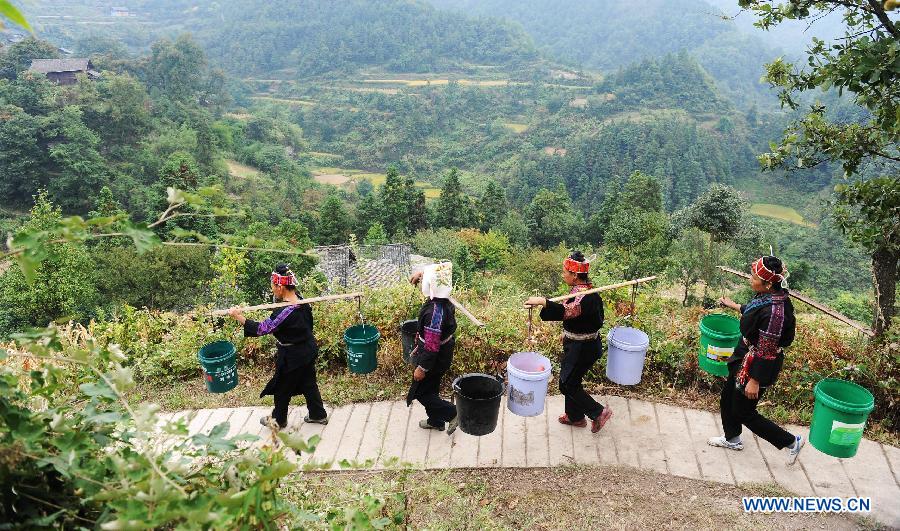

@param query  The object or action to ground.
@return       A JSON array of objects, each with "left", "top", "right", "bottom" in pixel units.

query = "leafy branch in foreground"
[
  {"left": 0, "top": 326, "right": 323, "bottom": 528},
  {"left": 0, "top": 0, "right": 30, "bottom": 32}
]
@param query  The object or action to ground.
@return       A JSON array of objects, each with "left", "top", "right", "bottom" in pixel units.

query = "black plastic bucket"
[
  {"left": 400, "top": 320, "right": 418, "bottom": 365},
  {"left": 452, "top": 373, "right": 505, "bottom": 436}
]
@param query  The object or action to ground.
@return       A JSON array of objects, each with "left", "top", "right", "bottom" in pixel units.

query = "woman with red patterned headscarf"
[
  {"left": 228, "top": 264, "right": 328, "bottom": 430},
  {"left": 708, "top": 255, "right": 805, "bottom": 465},
  {"left": 526, "top": 251, "right": 613, "bottom": 433}
]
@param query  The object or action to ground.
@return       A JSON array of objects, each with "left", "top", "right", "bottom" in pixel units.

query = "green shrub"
[
  {"left": 93, "top": 245, "right": 214, "bottom": 311},
  {"left": 0, "top": 193, "right": 99, "bottom": 338}
]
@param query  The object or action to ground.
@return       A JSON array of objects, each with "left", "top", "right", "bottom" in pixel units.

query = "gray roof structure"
[{"left": 28, "top": 58, "right": 93, "bottom": 74}]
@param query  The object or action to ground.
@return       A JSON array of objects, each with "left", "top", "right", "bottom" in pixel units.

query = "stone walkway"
[{"left": 162, "top": 395, "right": 900, "bottom": 527}]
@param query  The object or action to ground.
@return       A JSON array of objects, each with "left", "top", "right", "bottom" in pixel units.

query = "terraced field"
[
  {"left": 503, "top": 122, "right": 529, "bottom": 133},
  {"left": 226, "top": 159, "right": 260, "bottom": 179},
  {"left": 312, "top": 167, "right": 439, "bottom": 199},
  {"left": 750, "top": 203, "right": 817, "bottom": 227}
]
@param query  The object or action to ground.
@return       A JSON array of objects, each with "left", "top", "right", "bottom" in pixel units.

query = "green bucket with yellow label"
[
  {"left": 809, "top": 378, "right": 874, "bottom": 458},
  {"left": 698, "top": 314, "right": 741, "bottom": 377}
]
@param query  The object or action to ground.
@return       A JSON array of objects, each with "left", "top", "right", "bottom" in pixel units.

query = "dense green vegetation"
[
  {"left": 427, "top": 0, "right": 788, "bottom": 108},
  {"left": 2, "top": 0, "right": 898, "bottom": 528}
]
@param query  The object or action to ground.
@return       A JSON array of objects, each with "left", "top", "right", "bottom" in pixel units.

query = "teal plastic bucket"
[
  {"left": 197, "top": 340, "right": 238, "bottom": 393},
  {"left": 344, "top": 324, "right": 380, "bottom": 374},
  {"left": 809, "top": 378, "right": 874, "bottom": 458}
]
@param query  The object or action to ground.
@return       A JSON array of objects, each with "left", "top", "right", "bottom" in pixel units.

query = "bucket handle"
[
  {"left": 526, "top": 306, "right": 534, "bottom": 344},
  {"left": 356, "top": 295, "right": 366, "bottom": 326},
  {"left": 621, "top": 283, "right": 639, "bottom": 325},
  {"left": 405, "top": 285, "right": 418, "bottom": 321}
]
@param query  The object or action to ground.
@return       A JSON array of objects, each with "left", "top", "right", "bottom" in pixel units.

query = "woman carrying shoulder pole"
[
  {"left": 708, "top": 255, "right": 805, "bottom": 464},
  {"left": 407, "top": 262, "right": 459, "bottom": 435},
  {"left": 526, "top": 251, "right": 612, "bottom": 433},
  {"left": 227, "top": 264, "right": 328, "bottom": 430}
]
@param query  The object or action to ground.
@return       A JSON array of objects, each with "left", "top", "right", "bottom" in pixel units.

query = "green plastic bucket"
[
  {"left": 197, "top": 340, "right": 238, "bottom": 393},
  {"left": 344, "top": 324, "right": 380, "bottom": 374},
  {"left": 809, "top": 378, "right": 874, "bottom": 458},
  {"left": 698, "top": 314, "right": 741, "bottom": 377}
]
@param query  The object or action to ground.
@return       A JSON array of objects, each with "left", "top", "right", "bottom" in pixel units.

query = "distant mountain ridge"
[{"left": 197, "top": 0, "right": 539, "bottom": 76}]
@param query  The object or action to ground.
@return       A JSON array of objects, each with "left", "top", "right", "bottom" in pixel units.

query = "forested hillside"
[
  {"left": 2, "top": 1, "right": 898, "bottom": 527},
  {"left": 0, "top": 0, "right": 882, "bottom": 325},
  {"left": 23, "top": 0, "right": 539, "bottom": 76},
  {"left": 427, "top": 0, "right": 787, "bottom": 108}
]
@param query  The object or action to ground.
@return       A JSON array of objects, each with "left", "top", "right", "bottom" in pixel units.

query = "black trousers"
[
  {"left": 720, "top": 374, "right": 794, "bottom": 449},
  {"left": 409, "top": 368, "right": 457, "bottom": 429},
  {"left": 559, "top": 338, "right": 604, "bottom": 422},
  {"left": 268, "top": 362, "right": 327, "bottom": 427}
]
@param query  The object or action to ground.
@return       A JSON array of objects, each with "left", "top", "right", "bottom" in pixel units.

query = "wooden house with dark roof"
[{"left": 28, "top": 58, "right": 99, "bottom": 85}]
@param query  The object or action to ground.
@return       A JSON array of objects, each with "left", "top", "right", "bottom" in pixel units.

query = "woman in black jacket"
[
  {"left": 526, "top": 251, "right": 612, "bottom": 433},
  {"left": 407, "top": 263, "right": 459, "bottom": 434},
  {"left": 228, "top": 264, "right": 328, "bottom": 430},
  {"left": 708, "top": 255, "right": 804, "bottom": 464}
]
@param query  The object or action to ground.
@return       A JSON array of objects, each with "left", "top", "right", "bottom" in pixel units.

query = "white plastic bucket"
[
  {"left": 605, "top": 326, "right": 650, "bottom": 386},
  {"left": 506, "top": 351, "right": 552, "bottom": 417}
]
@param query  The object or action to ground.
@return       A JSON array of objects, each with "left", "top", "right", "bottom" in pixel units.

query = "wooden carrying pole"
[
  {"left": 717, "top": 266, "right": 874, "bottom": 337},
  {"left": 209, "top": 292, "right": 363, "bottom": 316},
  {"left": 539, "top": 276, "right": 658, "bottom": 304},
  {"left": 448, "top": 296, "right": 485, "bottom": 327}
]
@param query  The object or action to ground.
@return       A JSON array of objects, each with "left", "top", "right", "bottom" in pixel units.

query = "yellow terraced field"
[
  {"left": 226, "top": 159, "right": 260, "bottom": 179},
  {"left": 355, "top": 173, "right": 387, "bottom": 186},
  {"left": 750, "top": 203, "right": 817, "bottom": 227},
  {"left": 361, "top": 78, "right": 518, "bottom": 87},
  {"left": 420, "top": 187, "right": 440, "bottom": 199},
  {"left": 310, "top": 167, "right": 438, "bottom": 198},
  {"left": 250, "top": 96, "right": 316, "bottom": 106},
  {"left": 503, "top": 122, "right": 529, "bottom": 133}
]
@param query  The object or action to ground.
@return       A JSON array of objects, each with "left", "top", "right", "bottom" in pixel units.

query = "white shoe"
[
  {"left": 786, "top": 435, "right": 804, "bottom": 465},
  {"left": 707, "top": 435, "right": 744, "bottom": 451}
]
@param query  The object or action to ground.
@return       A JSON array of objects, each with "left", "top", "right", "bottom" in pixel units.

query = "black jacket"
[
  {"left": 727, "top": 292, "right": 796, "bottom": 385},
  {"left": 244, "top": 302, "right": 318, "bottom": 372},
  {"left": 540, "top": 288, "right": 604, "bottom": 334},
  {"left": 411, "top": 298, "right": 456, "bottom": 373}
]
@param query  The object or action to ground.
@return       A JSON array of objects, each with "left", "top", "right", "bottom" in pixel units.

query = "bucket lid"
[
  {"left": 344, "top": 324, "right": 380, "bottom": 342},
  {"left": 814, "top": 378, "right": 875, "bottom": 414},
  {"left": 507, "top": 351, "right": 552, "bottom": 380},
  {"left": 198, "top": 340, "right": 236, "bottom": 361},
  {"left": 607, "top": 326, "right": 649, "bottom": 351},
  {"left": 399, "top": 319, "right": 418, "bottom": 333},
  {"left": 699, "top": 313, "right": 741, "bottom": 339},
  {"left": 452, "top": 373, "right": 505, "bottom": 400}
]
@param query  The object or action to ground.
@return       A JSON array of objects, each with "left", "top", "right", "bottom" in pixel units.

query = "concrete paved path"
[{"left": 161, "top": 395, "right": 900, "bottom": 527}]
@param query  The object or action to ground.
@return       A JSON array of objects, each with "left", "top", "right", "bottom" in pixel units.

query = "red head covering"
[
  {"left": 564, "top": 257, "right": 590, "bottom": 274},
  {"left": 271, "top": 270, "right": 299, "bottom": 286},
  {"left": 751, "top": 257, "right": 786, "bottom": 284}
]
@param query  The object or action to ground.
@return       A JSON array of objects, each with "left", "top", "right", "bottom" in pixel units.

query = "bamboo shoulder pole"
[
  {"left": 209, "top": 292, "right": 363, "bottom": 316},
  {"left": 449, "top": 296, "right": 485, "bottom": 327},
  {"left": 542, "top": 275, "right": 658, "bottom": 303},
  {"left": 717, "top": 266, "right": 873, "bottom": 337}
]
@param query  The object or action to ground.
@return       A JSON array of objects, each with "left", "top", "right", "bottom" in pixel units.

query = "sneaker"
[
  {"left": 419, "top": 419, "right": 444, "bottom": 431},
  {"left": 259, "top": 416, "right": 283, "bottom": 430},
  {"left": 707, "top": 435, "right": 744, "bottom": 451},
  {"left": 786, "top": 435, "right": 805, "bottom": 465},
  {"left": 558, "top": 414, "right": 587, "bottom": 428},
  {"left": 446, "top": 414, "right": 459, "bottom": 436},
  {"left": 304, "top": 414, "right": 328, "bottom": 425},
  {"left": 591, "top": 407, "right": 613, "bottom": 433}
]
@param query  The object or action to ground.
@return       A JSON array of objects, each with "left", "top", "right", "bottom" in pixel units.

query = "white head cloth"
[{"left": 421, "top": 261, "right": 453, "bottom": 299}]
